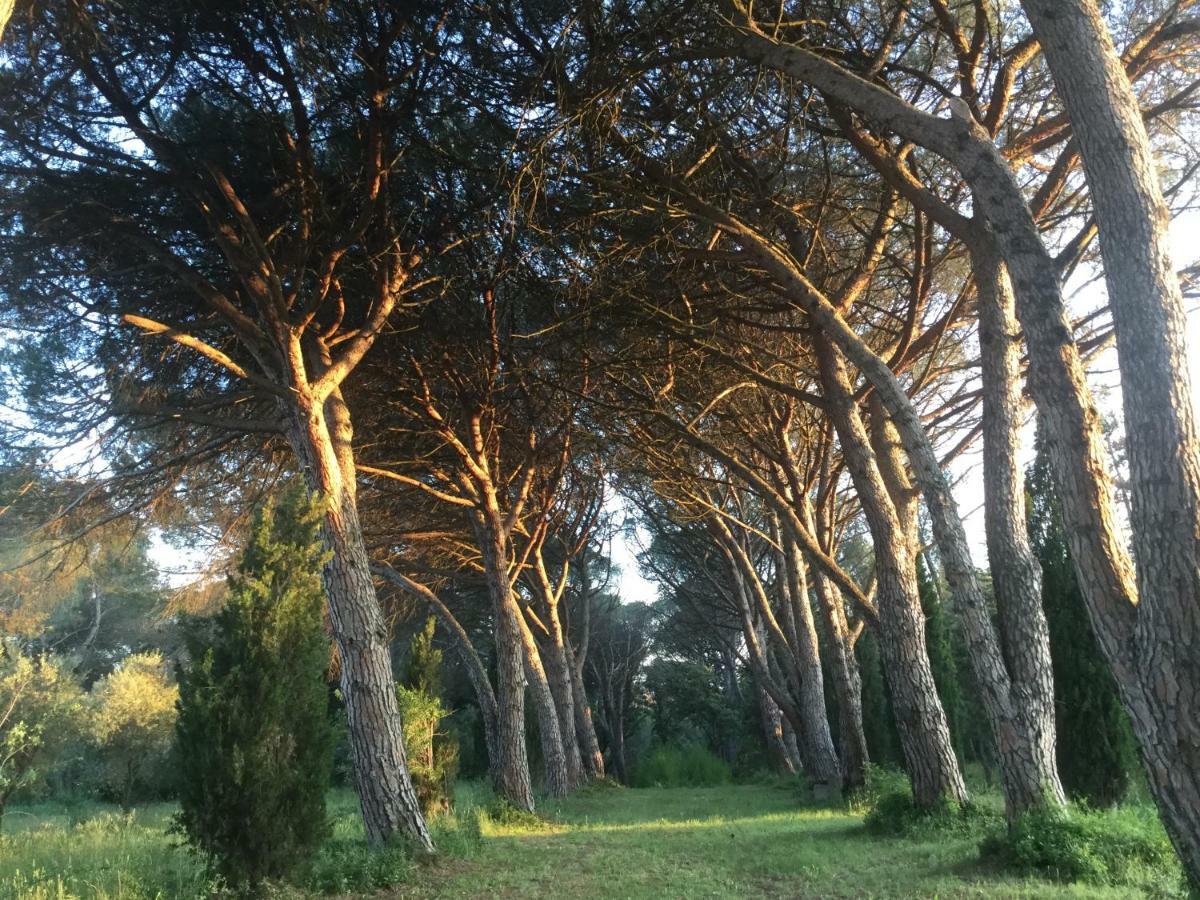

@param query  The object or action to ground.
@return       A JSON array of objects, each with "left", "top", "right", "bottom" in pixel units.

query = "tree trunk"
[
  {"left": 286, "top": 398, "right": 432, "bottom": 851},
  {"left": 1020, "top": 1, "right": 1200, "bottom": 879},
  {"left": 779, "top": 531, "right": 843, "bottom": 797},
  {"left": 801, "top": 501, "right": 870, "bottom": 791},
  {"left": 759, "top": 685, "right": 796, "bottom": 775},
  {"left": 814, "top": 336, "right": 967, "bottom": 809},
  {"left": 717, "top": 520, "right": 842, "bottom": 795},
  {"left": 975, "top": 244, "right": 1066, "bottom": 814},
  {"left": 478, "top": 526, "right": 536, "bottom": 812},
  {"left": 566, "top": 638, "right": 605, "bottom": 779},
  {"left": 530, "top": 562, "right": 585, "bottom": 789},
  {"left": 518, "top": 613, "right": 571, "bottom": 797}
]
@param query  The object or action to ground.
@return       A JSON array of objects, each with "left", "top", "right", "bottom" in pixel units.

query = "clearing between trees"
[{"left": 3, "top": 783, "right": 1179, "bottom": 899}]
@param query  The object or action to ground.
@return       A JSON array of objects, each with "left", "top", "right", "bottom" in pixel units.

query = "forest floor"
[
  {"left": 1, "top": 783, "right": 1181, "bottom": 899},
  {"left": 396, "top": 782, "right": 1174, "bottom": 899}
]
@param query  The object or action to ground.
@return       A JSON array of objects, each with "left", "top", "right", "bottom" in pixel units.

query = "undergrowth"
[{"left": 979, "top": 804, "right": 1182, "bottom": 892}]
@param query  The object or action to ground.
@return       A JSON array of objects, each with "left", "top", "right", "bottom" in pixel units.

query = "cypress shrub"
[{"left": 174, "top": 487, "right": 336, "bottom": 892}]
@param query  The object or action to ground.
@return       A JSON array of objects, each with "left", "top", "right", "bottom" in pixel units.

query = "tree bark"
[
  {"left": 1020, "top": 1, "right": 1200, "bottom": 879},
  {"left": 477, "top": 524, "right": 536, "bottom": 812},
  {"left": 517, "top": 612, "right": 571, "bottom": 797},
  {"left": 814, "top": 336, "right": 967, "bottom": 809},
  {"left": 759, "top": 685, "right": 796, "bottom": 775},
  {"left": 975, "top": 244, "right": 1066, "bottom": 814},
  {"left": 800, "top": 498, "right": 870, "bottom": 791},
  {"left": 287, "top": 395, "right": 433, "bottom": 850},
  {"left": 563, "top": 641, "right": 602, "bottom": 781},
  {"left": 779, "top": 529, "right": 843, "bottom": 797},
  {"left": 529, "top": 559, "right": 585, "bottom": 788}
]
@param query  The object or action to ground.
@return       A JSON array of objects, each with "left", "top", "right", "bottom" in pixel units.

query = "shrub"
[
  {"left": 89, "top": 652, "right": 178, "bottom": 810},
  {"left": 173, "top": 487, "right": 336, "bottom": 892},
  {"left": 864, "top": 776, "right": 999, "bottom": 838},
  {"left": 397, "top": 618, "right": 459, "bottom": 817},
  {"left": 0, "top": 642, "right": 86, "bottom": 830},
  {"left": 979, "top": 805, "right": 1178, "bottom": 887},
  {"left": 631, "top": 744, "right": 732, "bottom": 788},
  {"left": 304, "top": 839, "right": 415, "bottom": 895}
]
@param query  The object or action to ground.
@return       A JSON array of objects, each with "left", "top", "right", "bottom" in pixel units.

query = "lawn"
[{"left": 0, "top": 784, "right": 1184, "bottom": 899}]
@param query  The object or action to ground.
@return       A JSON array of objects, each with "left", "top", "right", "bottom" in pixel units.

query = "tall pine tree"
[
  {"left": 175, "top": 487, "right": 336, "bottom": 890},
  {"left": 1027, "top": 424, "right": 1134, "bottom": 807}
]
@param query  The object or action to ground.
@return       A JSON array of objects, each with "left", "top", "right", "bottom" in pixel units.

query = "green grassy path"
[{"left": 397, "top": 785, "right": 1152, "bottom": 899}]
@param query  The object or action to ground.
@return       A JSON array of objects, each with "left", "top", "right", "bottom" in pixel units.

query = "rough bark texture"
[
  {"left": 287, "top": 397, "right": 432, "bottom": 850},
  {"left": 565, "top": 639, "right": 605, "bottom": 779},
  {"left": 815, "top": 337, "right": 967, "bottom": 808},
  {"left": 478, "top": 525, "right": 536, "bottom": 812},
  {"left": 1020, "top": 1, "right": 1200, "bottom": 879},
  {"left": 518, "top": 614, "right": 571, "bottom": 797},
  {"left": 779, "top": 530, "right": 843, "bottom": 796},
  {"left": 759, "top": 686, "right": 797, "bottom": 775},
  {"left": 530, "top": 562, "right": 585, "bottom": 788},
  {"left": 975, "top": 245, "right": 1066, "bottom": 813},
  {"left": 800, "top": 498, "right": 870, "bottom": 791}
]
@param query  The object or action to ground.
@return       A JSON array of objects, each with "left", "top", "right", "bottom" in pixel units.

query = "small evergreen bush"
[
  {"left": 397, "top": 618, "right": 459, "bottom": 817},
  {"left": 631, "top": 744, "right": 732, "bottom": 788},
  {"left": 173, "top": 487, "right": 336, "bottom": 893}
]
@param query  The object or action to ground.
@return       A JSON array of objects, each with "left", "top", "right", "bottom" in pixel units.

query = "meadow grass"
[{"left": 0, "top": 782, "right": 1186, "bottom": 898}]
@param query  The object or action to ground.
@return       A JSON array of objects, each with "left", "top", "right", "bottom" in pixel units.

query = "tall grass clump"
[{"left": 631, "top": 744, "right": 732, "bottom": 788}]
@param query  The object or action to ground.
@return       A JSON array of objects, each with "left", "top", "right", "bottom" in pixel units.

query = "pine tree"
[
  {"left": 1027, "top": 424, "right": 1134, "bottom": 807},
  {"left": 174, "top": 487, "right": 336, "bottom": 890}
]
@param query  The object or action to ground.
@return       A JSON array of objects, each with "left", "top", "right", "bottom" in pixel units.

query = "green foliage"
[
  {"left": 396, "top": 685, "right": 459, "bottom": 818},
  {"left": 0, "top": 643, "right": 86, "bottom": 826},
  {"left": 631, "top": 744, "right": 732, "bottom": 788},
  {"left": 397, "top": 617, "right": 459, "bottom": 818},
  {"left": 642, "top": 658, "right": 741, "bottom": 758},
  {"left": 854, "top": 629, "right": 903, "bottom": 768},
  {"left": 173, "top": 487, "right": 336, "bottom": 891},
  {"left": 0, "top": 804, "right": 212, "bottom": 899},
  {"left": 482, "top": 796, "right": 552, "bottom": 831},
  {"left": 1027, "top": 424, "right": 1135, "bottom": 807},
  {"left": 980, "top": 805, "right": 1179, "bottom": 889},
  {"left": 917, "top": 554, "right": 966, "bottom": 757},
  {"left": 864, "top": 770, "right": 1000, "bottom": 838},
  {"left": 303, "top": 839, "right": 415, "bottom": 895},
  {"left": 89, "top": 653, "right": 178, "bottom": 810}
]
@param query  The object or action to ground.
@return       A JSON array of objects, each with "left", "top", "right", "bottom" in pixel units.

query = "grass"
[{"left": 0, "top": 783, "right": 1186, "bottom": 898}]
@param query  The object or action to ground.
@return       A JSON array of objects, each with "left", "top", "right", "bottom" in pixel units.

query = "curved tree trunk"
[
  {"left": 518, "top": 613, "right": 571, "bottom": 797},
  {"left": 287, "top": 398, "right": 432, "bottom": 850},
  {"left": 779, "top": 531, "right": 843, "bottom": 797},
  {"left": 975, "top": 244, "right": 1065, "bottom": 814},
  {"left": 801, "top": 499, "right": 870, "bottom": 792},
  {"left": 759, "top": 686, "right": 796, "bottom": 775},
  {"left": 565, "top": 639, "right": 605, "bottom": 779},
  {"left": 529, "top": 559, "right": 585, "bottom": 789},
  {"left": 478, "top": 525, "right": 536, "bottom": 812},
  {"left": 1019, "top": 1, "right": 1200, "bottom": 879},
  {"left": 814, "top": 336, "right": 967, "bottom": 809},
  {"left": 715, "top": 518, "right": 842, "bottom": 794}
]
